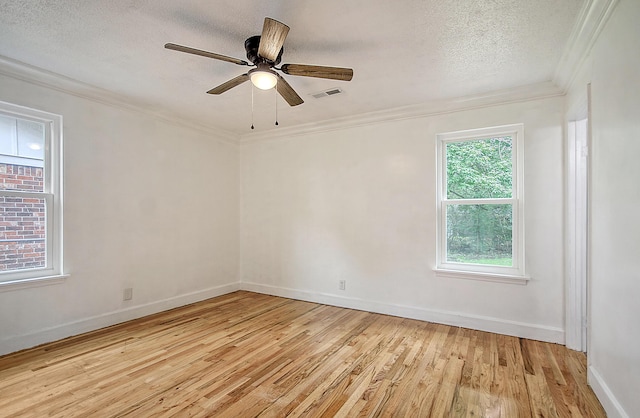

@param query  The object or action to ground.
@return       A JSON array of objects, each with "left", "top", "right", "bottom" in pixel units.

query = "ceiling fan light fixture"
[{"left": 249, "top": 66, "right": 278, "bottom": 90}]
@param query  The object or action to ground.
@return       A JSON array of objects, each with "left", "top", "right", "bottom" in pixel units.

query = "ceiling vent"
[{"left": 311, "top": 88, "right": 343, "bottom": 99}]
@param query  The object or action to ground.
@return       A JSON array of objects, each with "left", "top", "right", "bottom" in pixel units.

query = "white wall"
[
  {"left": 567, "top": 0, "right": 640, "bottom": 416},
  {"left": 1, "top": 4, "right": 634, "bottom": 414},
  {"left": 0, "top": 72, "right": 240, "bottom": 355},
  {"left": 240, "top": 96, "right": 566, "bottom": 343}
]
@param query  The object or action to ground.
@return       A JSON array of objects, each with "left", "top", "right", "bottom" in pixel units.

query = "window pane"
[
  {"left": 446, "top": 137, "right": 512, "bottom": 199},
  {"left": 0, "top": 196, "right": 46, "bottom": 272},
  {"left": 0, "top": 163, "right": 44, "bottom": 192},
  {"left": 446, "top": 204, "right": 512, "bottom": 266},
  {"left": 0, "top": 114, "right": 17, "bottom": 156},
  {"left": 17, "top": 119, "right": 45, "bottom": 160}
]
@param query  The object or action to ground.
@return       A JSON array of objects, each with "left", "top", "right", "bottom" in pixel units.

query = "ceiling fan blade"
[
  {"left": 280, "top": 64, "right": 353, "bottom": 81},
  {"left": 165, "top": 43, "right": 249, "bottom": 66},
  {"left": 207, "top": 74, "right": 250, "bottom": 95},
  {"left": 275, "top": 73, "right": 303, "bottom": 106},
  {"left": 258, "top": 18, "right": 290, "bottom": 62}
]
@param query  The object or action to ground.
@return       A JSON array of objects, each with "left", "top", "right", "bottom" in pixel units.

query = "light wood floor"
[{"left": 0, "top": 291, "right": 605, "bottom": 417}]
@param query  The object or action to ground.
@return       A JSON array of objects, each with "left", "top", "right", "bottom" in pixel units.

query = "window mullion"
[
  {"left": 443, "top": 198, "right": 515, "bottom": 205},
  {"left": 0, "top": 190, "right": 50, "bottom": 199}
]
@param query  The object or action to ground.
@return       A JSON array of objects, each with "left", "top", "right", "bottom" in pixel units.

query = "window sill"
[
  {"left": 434, "top": 268, "right": 529, "bottom": 285},
  {"left": 0, "top": 274, "right": 69, "bottom": 292}
]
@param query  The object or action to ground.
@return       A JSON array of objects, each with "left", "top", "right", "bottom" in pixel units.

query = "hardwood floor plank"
[
  {"left": 431, "top": 357, "right": 465, "bottom": 417},
  {"left": 0, "top": 291, "right": 606, "bottom": 417}
]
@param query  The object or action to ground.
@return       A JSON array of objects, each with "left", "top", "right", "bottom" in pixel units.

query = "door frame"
[{"left": 565, "top": 84, "right": 590, "bottom": 352}]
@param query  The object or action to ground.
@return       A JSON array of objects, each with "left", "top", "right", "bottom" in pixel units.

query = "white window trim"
[
  {"left": 435, "top": 123, "right": 528, "bottom": 283},
  {"left": 0, "top": 101, "right": 64, "bottom": 288},
  {"left": 0, "top": 155, "right": 44, "bottom": 168}
]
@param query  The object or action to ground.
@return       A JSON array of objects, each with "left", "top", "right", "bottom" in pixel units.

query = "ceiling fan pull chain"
[
  {"left": 275, "top": 84, "right": 279, "bottom": 126},
  {"left": 251, "top": 84, "right": 255, "bottom": 130}
]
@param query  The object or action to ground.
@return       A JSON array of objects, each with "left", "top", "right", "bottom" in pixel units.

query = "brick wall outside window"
[{"left": 0, "top": 163, "right": 46, "bottom": 272}]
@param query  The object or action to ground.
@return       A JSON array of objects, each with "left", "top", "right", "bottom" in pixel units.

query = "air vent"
[{"left": 311, "top": 88, "right": 343, "bottom": 99}]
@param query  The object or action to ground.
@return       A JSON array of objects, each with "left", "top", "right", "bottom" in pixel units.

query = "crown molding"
[
  {"left": 239, "top": 81, "right": 564, "bottom": 144},
  {"left": 0, "top": 56, "right": 240, "bottom": 145},
  {"left": 553, "top": 0, "right": 619, "bottom": 92},
  {"left": 0, "top": 46, "right": 572, "bottom": 147}
]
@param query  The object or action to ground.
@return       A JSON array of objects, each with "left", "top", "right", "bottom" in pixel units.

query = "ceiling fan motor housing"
[{"left": 245, "top": 35, "right": 283, "bottom": 66}]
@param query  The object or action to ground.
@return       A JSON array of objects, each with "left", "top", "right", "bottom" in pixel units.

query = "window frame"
[
  {"left": 435, "top": 123, "right": 527, "bottom": 282},
  {"left": 0, "top": 101, "right": 64, "bottom": 286}
]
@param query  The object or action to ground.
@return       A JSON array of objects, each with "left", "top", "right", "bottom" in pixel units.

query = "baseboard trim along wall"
[
  {"left": 2, "top": 281, "right": 566, "bottom": 356},
  {"left": 0, "top": 282, "right": 241, "bottom": 356},
  {"left": 240, "top": 282, "right": 565, "bottom": 344},
  {"left": 588, "top": 366, "right": 630, "bottom": 418}
]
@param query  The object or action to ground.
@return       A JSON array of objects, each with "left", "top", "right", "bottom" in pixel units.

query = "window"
[
  {"left": 0, "top": 101, "right": 63, "bottom": 285},
  {"left": 436, "top": 124, "right": 526, "bottom": 281}
]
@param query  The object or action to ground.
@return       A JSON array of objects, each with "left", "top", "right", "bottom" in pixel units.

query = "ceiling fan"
[{"left": 165, "top": 17, "right": 354, "bottom": 107}]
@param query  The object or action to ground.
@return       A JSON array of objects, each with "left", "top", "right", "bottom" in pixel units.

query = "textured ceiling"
[{"left": 0, "top": 0, "right": 585, "bottom": 135}]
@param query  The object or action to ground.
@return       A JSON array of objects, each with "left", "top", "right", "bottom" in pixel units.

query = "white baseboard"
[
  {"left": 2, "top": 281, "right": 566, "bottom": 357},
  {"left": 0, "top": 282, "right": 240, "bottom": 356},
  {"left": 240, "top": 282, "right": 565, "bottom": 344},
  {"left": 588, "top": 366, "right": 630, "bottom": 418}
]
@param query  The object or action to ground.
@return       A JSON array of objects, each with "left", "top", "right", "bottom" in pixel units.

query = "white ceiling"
[{"left": 0, "top": 0, "right": 585, "bottom": 136}]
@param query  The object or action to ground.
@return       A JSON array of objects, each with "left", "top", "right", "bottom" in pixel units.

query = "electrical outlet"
[
  {"left": 123, "top": 288, "right": 133, "bottom": 301},
  {"left": 339, "top": 280, "right": 346, "bottom": 291}
]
